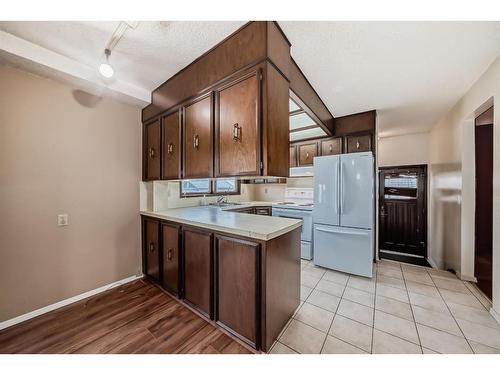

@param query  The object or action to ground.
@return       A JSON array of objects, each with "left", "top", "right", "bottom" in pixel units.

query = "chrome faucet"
[{"left": 216, "top": 195, "right": 228, "bottom": 205}]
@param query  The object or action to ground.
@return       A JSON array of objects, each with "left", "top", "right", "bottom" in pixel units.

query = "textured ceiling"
[{"left": 1, "top": 21, "right": 499, "bottom": 136}]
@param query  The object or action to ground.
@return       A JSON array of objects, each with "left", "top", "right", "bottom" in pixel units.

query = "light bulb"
[{"left": 99, "top": 62, "right": 114, "bottom": 78}]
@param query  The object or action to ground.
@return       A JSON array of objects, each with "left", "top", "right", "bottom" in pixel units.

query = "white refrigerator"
[{"left": 313, "top": 152, "right": 374, "bottom": 277}]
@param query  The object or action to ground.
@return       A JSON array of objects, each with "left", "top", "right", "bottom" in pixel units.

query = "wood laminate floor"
[{"left": 0, "top": 279, "right": 252, "bottom": 354}]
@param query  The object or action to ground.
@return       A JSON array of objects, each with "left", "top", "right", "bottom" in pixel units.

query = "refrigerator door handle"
[
  {"left": 318, "top": 183, "right": 323, "bottom": 204},
  {"left": 340, "top": 160, "right": 344, "bottom": 215},
  {"left": 315, "top": 226, "right": 369, "bottom": 236}
]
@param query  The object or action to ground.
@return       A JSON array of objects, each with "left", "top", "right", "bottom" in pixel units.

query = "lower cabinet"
[
  {"left": 161, "top": 222, "right": 180, "bottom": 296},
  {"left": 183, "top": 227, "right": 214, "bottom": 319},
  {"left": 143, "top": 218, "right": 160, "bottom": 282},
  {"left": 215, "top": 235, "right": 260, "bottom": 348}
]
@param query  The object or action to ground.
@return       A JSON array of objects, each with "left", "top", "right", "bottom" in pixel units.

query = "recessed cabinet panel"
[
  {"left": 321, "top": 137, "right": 342, "bottom": 156},
  {"left": 144, "top": 120, "right": 161, "bottom": 180},
  {"left": 217, "top": 73, "right": 259, "bottom": 176},
  {"left": 298, "top": 142, "right": 318, "bottom": 166},
  {"left": 183, "top": 95, "right": 213, "bottom": 178},
  {"left": 290, "top": 145, "right": 297, "bottom": 167},
  {"left": 346, "top": 134, "right": 372, "bottom": 153},
  {"left": 183, "top": 228, "right": 213, "bottom": 318},
  {"left": 216, "top": 235, "right": 260, "bottom": 347},
  {"left": 144, "top": 219, "right": 160, "bottom": 282},
  {"left": 162, "top": 111, "right": 181, "bottom": 180},
  {"left": 162, "top": 223, "right": 180, "bottom": 295}
]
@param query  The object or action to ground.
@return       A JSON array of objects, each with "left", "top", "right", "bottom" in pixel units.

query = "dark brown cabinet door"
[
  {"left": 162, "top": 110, "right": 181, "bottom": 180},
  {"left": 321, "top": 137, "right": 342, "bottom": 156},
  {"left": 346, "top": 134, "right": 372, "bottom": 153},
  {"left": 183, "top": 227, "right": 213, "bottom": 318},
  {"left": 161, "top": 222, "right": 180, "bottom": 295},
  {"left": 216, "top": 72, "right": 260, "bottom": 176},
  {"left": 144, "top": 120, "right": 161, "bottom": 180},
  {"left": 297, "top": 142, "right": 318, "bottom": 166},
  {"left": 183, "top": 94, "right": 213, "bottom": 178},
  {"left": 290, "top": 145, "right": 297, "bottom": 167},
  {"left": 216, "top": 235, "right": 260, "bottom": 348},
  {"left": 143, "top": 218, "right": 160, "bottom": 282}
]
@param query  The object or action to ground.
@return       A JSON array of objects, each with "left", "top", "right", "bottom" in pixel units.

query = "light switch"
[{"left": 57, "top": 214, "right": 69, "bottom": 226}]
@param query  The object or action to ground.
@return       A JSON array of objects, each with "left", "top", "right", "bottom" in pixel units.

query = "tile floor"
[{"left": 269, "top": 259, "right": 500, "bottom": 354}]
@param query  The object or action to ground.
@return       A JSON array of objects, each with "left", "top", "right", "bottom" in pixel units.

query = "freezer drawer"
[
  {"left": 313, "top": 224, "right": 373, "bottom": 278},
  {"left": 301, "top": 241, "right": 312, "bottom": 260}
]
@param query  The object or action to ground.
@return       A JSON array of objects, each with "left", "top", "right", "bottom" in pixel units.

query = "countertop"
[{"left": 140, "top": 202, "right": 302, "bottom": 241}]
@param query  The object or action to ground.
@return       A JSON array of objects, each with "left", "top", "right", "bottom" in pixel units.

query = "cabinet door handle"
[
  {"left": 305, "top": 152, "right": 310, "bottom": 160},
  {"left": 149, "top": 147, "right": 156, "bottom": 158},
  {"left": 168, "top": 248, "right": 173, "bottom": 261},
  {"left": 232, "top": 123, "right": 241, "bottom": 142},
  {"left": 167, "top": 143, "right": 174, "bottom": 155},
  {"left": 356, "top": 140, "right": 360, "bottom": 149},
  {"left": 329, "top": 144, "right": 333, "bottom": 153},
  {"left": 193, "top": 134, "right": 199, "bottom": 149},
  {"left": 148, "top": 242, "right": 155, "bottom": 253}
]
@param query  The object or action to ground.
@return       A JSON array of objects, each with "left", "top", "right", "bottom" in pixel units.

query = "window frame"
[{"left": 179, "top": 178, "right": 241, "bottom": 198}]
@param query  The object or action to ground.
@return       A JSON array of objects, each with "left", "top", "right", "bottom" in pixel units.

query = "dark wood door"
[
  {"left": 297, "top": 142, "right": 318, "bottom": 166},
  {"left": 215, "top": 235, "right": 260, "bottom": 348},
  {"left": 379, "top": 165, "right": 427, "bottom": 258},
  {"left": 474, "top": 107, "right": 493, "bottom": 299},
  {"left": 183, "top": 227, "right": 213, "bottom": 318},
  {"left": 161, "top": 222, "right": 180, "bottom": 296},
  {"left": 144, "top": 120, "right": 161, "bottom": 180},
  {"left": 321, "top": 137, "right": 342, "bottom": 156},
  {"left": 143, "top": 218, "right": 160, "bottom": 282},
  {"left": 216, "top": 72, "right": 260, "bottom": 177},
  {"left": 183, "top": 94, "right": 213, "bottom": 178},
  {"left": 162, "top": 110, "right": 181, "bottom": 180},
  {"left": 346, "top": 134, "right": 371, "bottom": 153},
  {"left": 290, "top": 145, "right": 297, "bottom": 167}
]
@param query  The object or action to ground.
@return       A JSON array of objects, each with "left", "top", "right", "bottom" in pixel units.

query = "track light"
[{"left": 98, "top": 49, "right": 114, "bottom": 78}]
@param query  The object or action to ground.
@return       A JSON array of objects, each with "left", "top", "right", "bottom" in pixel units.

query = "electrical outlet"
[{"left": 57, "top": 214, "right": 69, "bottom": 226}]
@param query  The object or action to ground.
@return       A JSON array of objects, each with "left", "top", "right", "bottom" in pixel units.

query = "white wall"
[
  {"left": 378, "top": 132, "right": 430, "bottom": 167},
  {"left": 429, "top": 54, "right": 500, "bottom": 318}
]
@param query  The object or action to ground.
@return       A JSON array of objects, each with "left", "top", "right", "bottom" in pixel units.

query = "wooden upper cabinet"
[
  {"left": 290, "top": 145, "right": 297, "bottom": 167},
  {"left": 183, "top": 94, "right": 213, "bottom": 179},
  {"left": 321, "top": 137, "right": 342, "bottom": 156},
  {"left": 161, "top": 222, "right": 180, "bottom": 296},
  {"left": 216, "top": 235, "right": 260, "bottom": 348},
  {"left": 346, "top": 134, "right": 372, "bottom": 153},
  {"left": 143, "top": 218, "right": 160, "bottom": 282},
  {"left": 297, "top": 141, "right": 318, "bottom": 166},
  {"left": 216, "top": 72, "right": 260, "bottom": 177},
  {"left": 162, "top": 110, "right": 181, "bottom": 180},
  {"left": 144, "top": 120, "right": 161, "bottom": 180}
]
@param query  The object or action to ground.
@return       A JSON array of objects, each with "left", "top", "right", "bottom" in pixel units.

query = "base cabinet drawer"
[
  {"left": 215, "top": 235, "right": 260, "bottom": 348},
  {"left": 161, "top": 222, "right": 180, "bottom": 296},
  {"left": 254, "top": 207, "right": 271, "bottom": 216}
]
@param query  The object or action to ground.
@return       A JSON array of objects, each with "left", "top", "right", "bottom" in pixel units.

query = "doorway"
[
  {"left": 378, "top": 165, "right": 429, "bottom": 266},
  {"left": 474, "top": 106, "right": 493, "bottom": 299}
]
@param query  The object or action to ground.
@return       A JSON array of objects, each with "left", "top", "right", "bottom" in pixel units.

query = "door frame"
[{"left": 378, "top": 164, "right": 428, "bottom": 261}]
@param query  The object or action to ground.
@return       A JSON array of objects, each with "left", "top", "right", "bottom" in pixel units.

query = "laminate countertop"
[{"left": 140, "top": 203, "right": 302, "bottom": 241}]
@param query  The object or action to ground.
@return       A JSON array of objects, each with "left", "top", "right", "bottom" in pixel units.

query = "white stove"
[{"left": 272, "top": 188, "right": 314, "bottom": 210}]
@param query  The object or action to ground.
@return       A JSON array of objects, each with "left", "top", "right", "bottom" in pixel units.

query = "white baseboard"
[
  {"left": 490, "top": 307, "right": 500, "bottom": 325},
  {"left": 0, "top": 274, "right": 143, "bottom": 331},
  {"left": 426, "top": 256, "right": 439, "bottom": 270},
  {"left": 456, "top": 271, "right": 477, "bottom": 282}
]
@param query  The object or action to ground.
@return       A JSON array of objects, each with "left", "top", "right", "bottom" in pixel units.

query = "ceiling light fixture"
[{"left": 99, "top": 48, "right": 114, "bottom": 78}]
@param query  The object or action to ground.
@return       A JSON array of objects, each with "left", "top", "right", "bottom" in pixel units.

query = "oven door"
[{"left": 272, "top": 208, "right": 312, "bottom": 242}]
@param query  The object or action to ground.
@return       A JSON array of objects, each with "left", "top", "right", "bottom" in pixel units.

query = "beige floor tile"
[
  {"left": 469, "top": 340, "right": 500, "bottom": 354},
  {"left": 377, "top": 275, "right": 406, "bottom": 290},
  {"left": 300, "top": 285, "right": 313, "bottom": 301},
  {"left": 322, "top": 270, "right": 349, "bottom": 285},
  {"left": 417, "top": 324, "right": 472, "bottom": 354},
  {"left": 329, "top": 315, "right": 373, "bottom": 352},
  {"left": 302, "top": 265, "right": 327, "bottom": 279},
  {"left": 375, "top": 295, "right": 413, "bottom": 321},
  {"left": 376, "top": 284, "right": 409, "bottom": 303},
  {"left": 401, "top": 264, "right": 428, "bottom": 273},
  {"left": 337, "top": 299, "right": 374, "bottom": 326},
  {"left": 412, "top": 305, "right": 462, "bottom": 336},
  {"left": 403, "top": 271, "right": 434, "bottom": 286},
  {"left": 347, "top": 276, "right": 376, "bottom": 294},
  {"left": 316, "top": 279, "right": 346, "bottom": 297},
  {"left": 280, "top": 319, "right": 327, "bottom": 354},
  {"left": 306, "top": 290, "right": 341, "bottom": 313},
  {"left": 374, "top": 310, "right": 419, "bottom": 344},
  {"left": 448, "top": 301, "right": 500, "bottom": 329},
  {"left": 433, "top": 278, "right": 469, "bottom": 294},
  {"left": 269, "top": 341, "right": 298, "bottom": 354},
  {"left": 372, "top": 329, "right": 422, "bottom": 354},
  {"left": 343, "top": 286, "right": 375, "bottom": 308},
  {"left": 422, "top": 347, "right": 440, "bottom": 354},
  {"left": 377, "top": 267, "right": 403, "bottom": 280},
  {"left": 465, "top": 282, "right": 492, "bottom": 310},
  {"left": 408, "top": 292, "right": 448, "bottom": 313},
  {"left": 377, "top": 260, "right": 402, "bottom": 270},
  {"left": 428, "top": 269, "right": 458, "bottom": 280},
  {"left": 301, "top": 273, "right": 321, "bottom": 288},
  {"left": 456, "top": 318, "right": 500, "bottom": 350},
  {"left": 321, "top": 335, "right": 368, "bottom": 354},
  {"left": 406, "top": 281, "right": 440, "bottom": 298},
  {"left": 440, "top": 289, "right": 484, "bottom": 310},
  {"left": 294, "top": 302, "right": 335, "bottom": 332}
]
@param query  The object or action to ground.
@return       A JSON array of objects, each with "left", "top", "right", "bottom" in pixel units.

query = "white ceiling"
[{"left": 1, "top": 21, "right": 499, "bottom": 136}]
